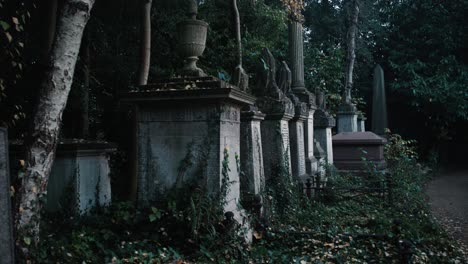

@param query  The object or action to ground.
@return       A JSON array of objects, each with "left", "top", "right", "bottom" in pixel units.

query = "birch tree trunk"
[
  {"left": 137, "top": 0, "right": 152, "bottom": 85},
  {"left": 15, "top": 0, "right": 95, "bottom": 260},
  {"left": 344, "top": 0, "right": 359, "bottom": 103}
]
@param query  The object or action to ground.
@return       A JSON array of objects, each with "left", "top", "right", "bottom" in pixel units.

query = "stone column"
[
  {"left": 0, "top": 128, "right": 14, "bottom": 264},
  {"left": 337, "top": 102, "right": 358, "bottom": 133},
  {"left": 289, "top": 20, "right": 306, "bottom": 93},
  {"left": 240, "top": 107, "right": 266, "bottom": 199},
  {"left": 289, "top": 103, "right": 308, "bottom": 181},
  {"left": 314, "top": 109, "right": 336, "bottom": 164},
  {"left": 256, "top": 97, "right": 295, "bottom": 180}
]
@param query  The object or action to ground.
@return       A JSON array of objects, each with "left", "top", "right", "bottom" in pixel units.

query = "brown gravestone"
[{"left": 0, "top": 127, "right": 14, "bottom": 264}]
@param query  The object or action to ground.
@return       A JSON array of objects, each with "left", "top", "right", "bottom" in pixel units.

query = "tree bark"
[
  {"left": 15, "top": 0, "right": 95, "bottom": 260},
  {"left": 344, "top": 0, "right": 359, "bottom": 102},
  {"left": 137, "top": 0, "right": 152, "bottom": 86},
  {"left": 79, "top": 28, "right": 90, "bottom": 138},
  {"left": 233, "top": 0, "right": 242, "bottom": 67}
]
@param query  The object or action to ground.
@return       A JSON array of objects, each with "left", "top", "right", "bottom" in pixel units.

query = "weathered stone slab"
[
  {"left": 332, "top": 131, "right": 387, "bottom": 172},
  {"left": 240, "top": 108, "right": 265, "bottom": 199},
  {"left": 0, "top": 128, "right": 14, "bottom": 264},
  {"left": 10, "top": 140, "right": 115, "bottom": 214},
  {"left": 256, "top": 96, "right": 294, "bottom": 179},
  {"left": 289, "top": 104, "right": 308, "bottom": 181}
]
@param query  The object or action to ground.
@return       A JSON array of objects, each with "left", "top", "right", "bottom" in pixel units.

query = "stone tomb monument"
[
  {"left": 314, "top": 92, "right": 336, "bottom": 164},
  {"left": 332, "top": 131, "right": 386, "bottom": 173},
  {"left": 278, "top": 61, "right": 308, "bottom": 181},
  {"left": 253, "top": 49, "right": 294, "bottom": 180},
  {"left": 240, "top": 106, "right": 266, "bottom": 206},
  {"left": 124, "top": 77, "right": 255, "bottom": 224},
  {"left": 9, "top": 139, "right": 115, "bottom": 214},
  {"left": 0, "top": 128, "right": 14, "bottom": 264}
]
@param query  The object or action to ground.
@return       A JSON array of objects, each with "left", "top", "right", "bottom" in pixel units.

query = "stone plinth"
[
  {"left": 123, "top": 77, "right": 255, "bottom": 223},
  {"left": 0, "top": 128, "right": 14, "bottom": 264},
  {"left": 240, "top": 107, "right": 265, "bottom": 200},
  {"left": 289, "top": 103, "right": 308, "bottom": 181},
  {"left": 332, "top": 132, "right": 386, "bottom": 172},
  {"left": 10, "top": 140, "right": 115, "bottom": 214},
  {"left": 314, "top": 109, "right": 336, "bottom": 164},
  {"left": 337, "top": 102, "right": 358, "bottom": 133},
  {"left": 256, "top": 96, "right": 294, "bottom": 180}
]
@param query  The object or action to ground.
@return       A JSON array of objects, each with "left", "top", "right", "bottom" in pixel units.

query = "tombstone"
[
  {"left": 357, "top": 112, "right": 366, "bottom": 132},
  {"left": 253, "top": 49, "right": 294, "bottom": 180},
  {"left": 240, "top": 106, "right": 266, "bottom": 205},
  {"left": 9, "top": 140, "right": 115, "bottom": 214},
  {"left": 371, "top": 65, "right": 388, "bottom": 136},
  {"left": 337, "top": 102, "right": 358, "bottom": 133},
  {"left": 314, "top": 92, "right": 336, "bottom": 164},
  {"left": 278, "top": 61, "right": 308, "bottom": 181},
  {"left": 123, "top": 77, "right": 255, "bottom": 226},
  {"left": 0, "top": 128, "right": 14, "bottom": 264},
  {"left": 332, "top": 132, "right": 387, "bottom": 173}
]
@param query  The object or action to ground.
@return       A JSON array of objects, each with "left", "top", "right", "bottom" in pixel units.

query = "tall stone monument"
[
  {"left": 371, "top": 64, "right": 388, "bottom": 136},
  {"left": 0, "top": 128, "right": 14, "bottom": 264},
  {"left": 288, "top": 10, "right": 319, "bottom": 176},
  {"left": 253, "top": 49, "right": 294, "bottom": 180},
  {"left": 278, "top": 61, "right": 308, "bottom": 181},
  {"left": 124, "top": 2, "right": 255, "bottom": 231}
]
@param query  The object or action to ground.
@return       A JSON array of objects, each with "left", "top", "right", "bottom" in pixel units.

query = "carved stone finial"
[
  {"left": 316, "top": 90, "right": 327, "bottom": 110},
  {"left": 187, "top": 0, "right": 198, "bottom": 19}
]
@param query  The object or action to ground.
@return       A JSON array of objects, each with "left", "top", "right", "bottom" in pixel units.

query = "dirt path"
[{"left": 426, "top": 169, "right": 468, "bottom": 254}]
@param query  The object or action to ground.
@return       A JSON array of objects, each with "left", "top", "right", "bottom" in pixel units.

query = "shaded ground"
[{"left": 426, "top": 168, "right": 468, "bottom": 256}]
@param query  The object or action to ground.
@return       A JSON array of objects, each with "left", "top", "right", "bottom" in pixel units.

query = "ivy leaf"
[
  {"left": 5, "top": 32, "right": 13, "bottom": 42},
  {"left": 23, "top": 237, "right": 31, "bottom": 245},
  {"left": 0, "top": 21, "right": 10, "bottom": 31}
]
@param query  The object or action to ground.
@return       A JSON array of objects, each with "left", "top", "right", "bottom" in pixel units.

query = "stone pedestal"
[
  {"left": 337, "top": 102, "right": 358, "bottom": 133},
  {"left": 123, "top": 77, "right": 255, "bottom": 223},
  {"left": 332, "top": 132, "right": 387, "bottom": 173},
  {"left": 256, "top": 96, "right": 294, "bottom": 180},
  {"left": 240, "top": 107, "right": 266, "bottom": 200},
  {"left": 314, "top": 109, "right": 336, "bottom": 164},
  {"left": 289, "top": 104, "right": 308, "bottom": 181},
  {"left": 10, "top": 140, "right": 115, "bottom": 214},
  {"left": 0, "top": 128, "right": 14, "bottom": 264}
]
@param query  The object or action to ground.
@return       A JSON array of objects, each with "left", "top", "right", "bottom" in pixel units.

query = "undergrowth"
[{"left": 31, "top": 133, "right": 466, "bottom": 263}]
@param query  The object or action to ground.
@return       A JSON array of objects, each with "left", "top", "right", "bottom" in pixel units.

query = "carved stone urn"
[{"left": 177, "top": 0, "right": 208, "bottom": 77}]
